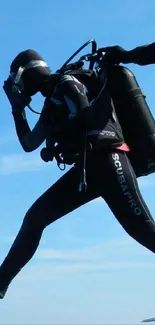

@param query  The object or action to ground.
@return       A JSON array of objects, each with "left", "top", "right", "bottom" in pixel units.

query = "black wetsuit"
[
  {"left": 103, "top": 42, "right": 155, "bottom": 66},
  {"left": 122, "top": 42, "right": 155, "bottom": 65},
  {"left": 1, "top": 71, "right": 155, "bottom": 292}
]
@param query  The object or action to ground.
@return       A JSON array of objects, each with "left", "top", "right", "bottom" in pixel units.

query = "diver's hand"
[
  {"left": 3, "top": 78, "right": 31, "bottom": 112},
  {"left": 98, "top": 45, "right": 128, "bottom": 64}
]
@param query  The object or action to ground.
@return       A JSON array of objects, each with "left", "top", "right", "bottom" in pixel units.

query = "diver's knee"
[{"left": 23, "top": 206, "right": 46, "bottom": 231}]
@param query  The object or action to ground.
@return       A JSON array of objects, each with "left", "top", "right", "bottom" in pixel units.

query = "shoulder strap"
[{"left": 68, "top": 69, "right": 101, "bottom": 99}]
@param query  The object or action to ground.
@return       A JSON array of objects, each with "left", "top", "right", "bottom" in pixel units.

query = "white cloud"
[
  {"left": 36, "top": 243, "right": 100, "bottom": 261},
  {"left": 35, "top": 236, "right": 152, "bottom": 265},
  {"left": 20, "top": 235, "right": 154, "bottom": 282},
  {"left": 18, "top": 257, "right": 155, "bottom": 282},
  {"left": 0, "top": 153, "right": 45, "bottom": 175}
]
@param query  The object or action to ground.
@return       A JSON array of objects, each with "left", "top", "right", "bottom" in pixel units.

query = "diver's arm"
[
  {"left": 3, "top": 78, "right": 46, "bottom": 152},
  {"left": 123, "top": 43, "right": 155, "bottom": 65},
  {"left": 101, "top": 42, "right": 155, "bottom": 66},
  {"left": 12, "top": 110, "right": 46, "bottom": 152}
]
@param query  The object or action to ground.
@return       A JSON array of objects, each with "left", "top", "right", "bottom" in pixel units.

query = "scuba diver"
[
  {"left": 99, "top": 42, "right": 155, "bottom": 66},
  {"left": 1, "top": 46, "right": 155, "bottom": 299}
]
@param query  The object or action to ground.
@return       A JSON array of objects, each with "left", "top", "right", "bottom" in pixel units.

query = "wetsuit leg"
[
  {"left": 100, "top": 150, "right": 155, "bottom": 252},
  {"left": 0, "top": 165, "right": 99, "bottom": 288}
]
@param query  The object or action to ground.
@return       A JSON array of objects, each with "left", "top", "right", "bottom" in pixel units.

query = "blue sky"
[{"left": 0, "top": 0, "right": 155, "bottom": 324}]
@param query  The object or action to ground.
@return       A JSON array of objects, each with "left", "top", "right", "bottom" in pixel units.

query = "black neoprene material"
[
  {"left": 0, "top": 150, "right": 155, "bottom": 290},
  {"left": 122, "top": 42, "right": 155, "bottom": 65}
]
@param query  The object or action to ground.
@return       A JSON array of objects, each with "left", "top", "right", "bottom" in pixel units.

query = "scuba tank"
[
  {"left": 104, "top": 65, "right": 155, "bottom": 177},
  {"left": 58, "top": 40, "right": 155, "bottom": 178}
]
